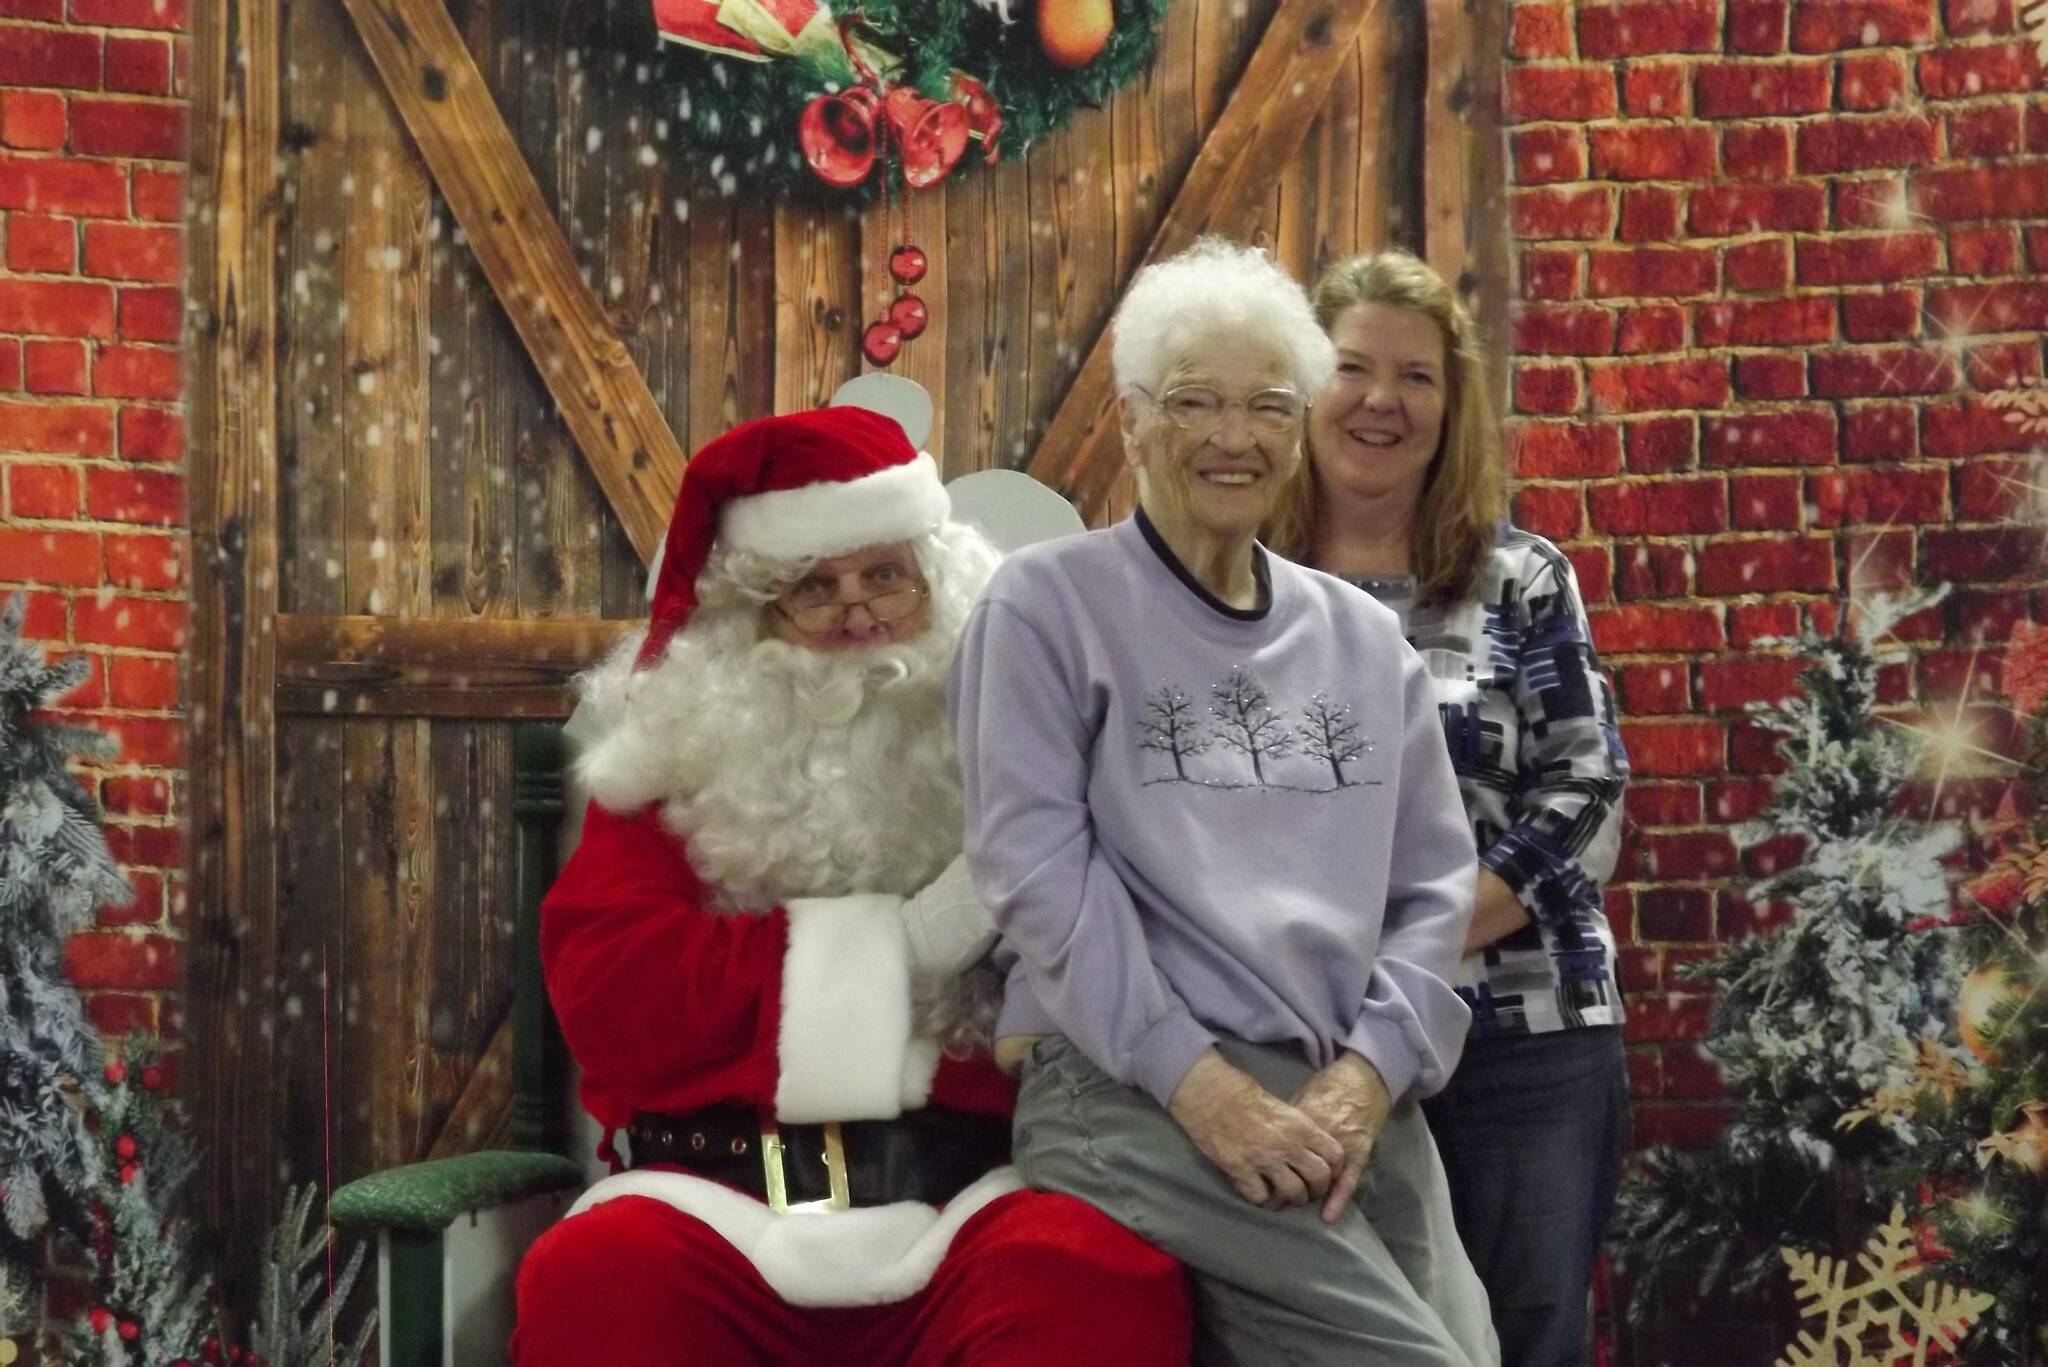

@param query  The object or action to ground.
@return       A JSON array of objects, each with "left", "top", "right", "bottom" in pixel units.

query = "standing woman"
[{"left": 1266, "top": 250, "right": 1630, "bottom": 1367}]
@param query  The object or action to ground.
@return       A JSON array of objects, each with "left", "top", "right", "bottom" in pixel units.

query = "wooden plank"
[
  {"left": 427, "top": 1012, "right": 514, "bottom": 1159},
  {"left": 689, "top": 194, "right": 776, "bottom": 439},
  {"left": 185, "top": 0, "right": 284, "bottom": 1293},
  {"left": 1423, "top": 0, "right": 1476, "bottom": 293},
  {"left": 774, "top": 201, "right": 862, "bottom": 415},
  {"left": 1355, "top": 13, "right": 1396, "bottom": 252},
  {"left": 1465, "top": 0, "right": 1513, "bottom": 414},
  {"left": 1022, "top": 0, "right": 1379, "bottom": 523},
  {"left": 427, "top": 721, "right": 515, "bottom": 1146},
  {"left": 274, "top": 613, "right": 633, "bottom": 718},
  {"left": 338, "top": 0, "right": 683, "bottom": 565}
]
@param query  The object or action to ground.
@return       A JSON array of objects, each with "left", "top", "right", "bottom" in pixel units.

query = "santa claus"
[{"left": 511, "top": 405, "right": 1192, "bottom": 1364}]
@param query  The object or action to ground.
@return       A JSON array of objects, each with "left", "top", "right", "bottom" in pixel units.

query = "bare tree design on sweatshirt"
[
  {"left": 1297, "top": 692, "right": 1369, "bottom": 788},
  {"left": 1137, "top": 683, "right": 1214, "bottom": 780},
  {"left": 1209, "top": 667, "right": 1292, "bottom": 783}
]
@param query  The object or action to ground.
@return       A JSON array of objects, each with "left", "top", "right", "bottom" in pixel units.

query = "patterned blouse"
[{"left": 1343, "top": 526, "right": 1629, "bottom": 1038}]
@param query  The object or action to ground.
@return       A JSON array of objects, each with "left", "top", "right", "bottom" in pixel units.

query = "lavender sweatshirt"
[{"left": 949, "top": 512, "right": 1478, "bottom": 1110}]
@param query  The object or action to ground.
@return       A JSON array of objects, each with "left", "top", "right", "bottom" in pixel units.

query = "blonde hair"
[{"left": 1263, "top": 251, "right": 1506, "bottom": 606}]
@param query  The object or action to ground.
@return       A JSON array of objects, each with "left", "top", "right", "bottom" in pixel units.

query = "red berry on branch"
[
  {"left": 104, "top": 1062, "right": 126, "bottom": 1084},
  {"left": 889, "top": 244, "right": 928, "bottom": 286},
  {"left": 89, "top": 1307, "right": 113, "bottom": 1335},
  {"left": 118, "top": 1162, "right": 138, "bottom": 1185},
  {"left": 141, "top": 1065, "right": 164, "bottom": 1091},
  {"left": 887, "top": 294, "right": 929, "bottom": 340},
  {"left": 115, "top": 1134, "right": 138, "bottom": 1160},
  {"left": 862, "top": 320, "right": 903, "bottom": 367},
  {"left": 118, "top": 1320, "right": 139, "bottom": 1341}
]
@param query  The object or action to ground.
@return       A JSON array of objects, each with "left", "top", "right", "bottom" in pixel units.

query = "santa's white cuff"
[{"left": 776, "top": 894, "right": 917, "bottom": 1122}]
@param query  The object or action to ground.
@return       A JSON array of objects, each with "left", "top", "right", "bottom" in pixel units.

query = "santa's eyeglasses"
[{"left": 772, "top": 583, "right": 927, "bottom": 634}]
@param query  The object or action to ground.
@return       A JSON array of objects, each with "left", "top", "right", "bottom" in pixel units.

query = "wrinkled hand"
[
  {"left": 900, "top": 854, "right": 998, "bottom": 978},
  {"left": 1168, "top": 1050, "right": 1348, "bottom": 1210},
  {"left": 1290, "top": 1051, "right": 1393, "bottom": 1223}
]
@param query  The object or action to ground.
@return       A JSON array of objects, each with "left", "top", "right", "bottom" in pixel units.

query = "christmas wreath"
[{"left": 653, "top": 0, "right": 1171, "bottom": 198}]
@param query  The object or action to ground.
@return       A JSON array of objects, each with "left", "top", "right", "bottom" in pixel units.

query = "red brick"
[
  {"left": 98, "top": 821, "right": 184, "bottom": 871},
  {"left": 82, "top": 221, "right": 178, "bottom": 283},
  {"left": 1948, "top": 104, "right": 2024, "bottom": 158},
  {"left": 1724, "top": 238, "right": 1791, "bottom": 292},
  {"left": 1510, "top": 4, "right": 1573, "bottom": 58},
  {"left": 1919, "top": 41, "right": 2040, "bottom": 100},
  {"left": 0, "top": 89, "right": 65, "bottom": 151},
  {"left": 1507, "top": 67, "right": 1619, "bottom": 122},
  {"left": 1708, "top": 774, "right": 1777, "bottom": 822},
  {"left": 1834, "top": 175, "right": 1908, "bottom": 227},
  {"left": 1808, "top": 465, "right": 1949, "bottom": 526},
  {"left": 83, "top": 989, "right": 158, "bottom": 1032},
  {"left": 1590, "top": 603, "right": 1725, "bottom": 652},
  {"left": 1519, "top": 247, "right": 1580, "bottom": 300},
  {"left": 1567, "top": 545, "right": 1613, "bottom": 602},
  {"left": 1947, "top": 0, "right": 2013, "bottom": 34},
  {"left": 6, "top": 460, "right": 75, "bottom": 516},
  {"left": 104, "top": 35, "right": 171, "bottom": 96},
  {"left": 116, "top": 284, "right": 179, "bottom": 343},
  {"left": 1790, "top": 0, "right": 1936, "bottom": 51},
  {"left": 1928, "top": 281, "right": 2048, "bottom": 334},
  {"left": 1950, "top": 225, "right": 2018, "bottom": 276},
  {"left": 0, "top": 0, "right": 63, "bottom": 17},
  {"left": 1809, "top": 346, "right": 1956, "bottom": 397},
  {"left": 1731, "top": 0, "right": 1789, "bottom": 51},
  {"left": 1590, "top": 476, "right": 1727, "bottom": 534},
  {"left": 2031, "top": 103, "right": 2048, "bottom": 154},
  {"left": 1513, "top": 363, "right": 1581, "bottom": 414},
  {"left": 1626, "top": 415, "right": 1696, "bottom": 472},
  {"left": 1577, "top": 0, "right": 1719, "bottom": 55},
  {"left": 1840, "top": 529, "right": 1917, "bottom": 591},
  {"left": 1837, "top": 53, "right": 1910, "bottom": 109},
  {"left": 1512, "top": 483, "right": 1584, "bottom": 540},
  {"left": 1589, "top": 124, "right": 1716, "bottom": 181},
  {"left": 7, "top": 212, "right": 74, "bottom": 272},
  {"left": 0, "top": 335, "right": 20, "bottom": 389},
  {"left": 1687, "top": 183, "right": 1827, "bottom": 235},
  {"left": 103, "top": 530, "right": 182, "bottom": 588},
  {"left": 1694, "top": 60, "right": 1831, "bottom": 117},
  {"left": 1698, "top": 536, "right": 1837, "bottom": 593},
  {"left": 0, "top": 527, "right": 98, "bottom": 585},
  {"left": 1722, "top": 123, "right": 1793, "bottom": 178},
  {"left": 0, "top": 153, "right": 126, "bottom": 217},
  {"left": 1955, "top": 587, "right": 2029, "bottom": 643},
  {"left": 14, "top": 588, "right": 66, "bottom": 639},
  {"left": 1511, "top": 186, "right": 1614, "bottom": 240},
  {"left": 1796, "top": 114, "right": 1940, "bottom": 173},
  {"left": 1842, "top": 402, "right": 1918, "bottom": 460},
  {"left": 1965, "top": 339, "right": 2041, "bottom": 388},
  {"left": 0, "top": 26, "right": 100, "bottom": 88},
  {"left": 1796, "top": 232, "right": 1942, "bottom": 287},
  {"left": 1729, "top": 601, "right": 1801, "bottom": 646},
  {"left": 1588, "top": 357, "right": 1730, "bottom": 413},
  {"left": 1619, "top": 186, "right": 1682, "bottom": 242},
  {"left": 0, "top": 397, "right": 113, "bottom": 453},
  {"left": 1637, "top": 888, "right": 1716, "bottom": 940},
  {"left": 85, "top": 465, "right": 182, "bottom": 524},
  {"left": 1629, "top": 781, "right": 1703, "bottom": 824},
  {"left": 1617, "top": 541, "right": 1694, "bottom": 599},
  {"left": 1619, "top": 306, "right": 1687, "bottom": 358},
  {"left": 1623, "top": 62, "right": 1690, "bottom": 117},
  {"left": 1840, "top": 289, "right": 1922, "bottom": 342},
  {"left": 118, "top": 404, "right": 179, "bottom": 461},
  {"left": 1633, "top": 832, "right": 1739, "bottom": 881},
  {"left": 99, "top": 713, "right": 181, "bottom": 766},
  {"left": 72, "top": 591, "right": 184, "bottom": 650},
  {"left": 68, "top": 98, "right": 184, "bottom": 161},
  {"left": 129, "top": 165, "right": 180, "bottom": 221},
  {"left": 93, "top": 344, "right": 177, "bottom": 399},
  {"left": 1619, "top": 663, "right": 1692, "bottom": 714},
  {"left": 61, "top": 932, "right": 179, "bottom": 991},
  {"left": 23, "top": 337, "right": 85, "bottom": 394},
  {"left": 1913, "top": 162, "right": 2048, "bottom": 221},
  {"left": 1734, "top": 352, "right": 1807, "bottom": 398},
  {"left": 99, "top": 868, "right": 162, "bottom": 927},
  {"left": 1732, "top": 472, "right": 1804, "bottom": 529},
  {"left": 102, "top": 775, "right": 171, "bottom": 819},
  {"left": 1630, "top": 1099, "right": 1736, "bottom": 1146},
  {"left": 0, "top": 277, "right": 112, "bottom": 337},
  {"left": 1587, "top": 246, "right": 1717, "bottom": 298},
  {"left": 1695, "top": 295, "right": 1834, "bottom": 347},
  {"left": 1922, "top": 395, "right": 2039, "bottom": 456},
  {"left": 72, "top": 0, "right": 189, "bottom": 27},
  {"left": 1662, "top": 1043, "right": 1729, "bottom": 1098},
  {"left": 1510, "top": 420, "right": 1624, "bottom": 476},
  {"left": 110, "top": 653, "right": 178, "bottom": 709},
  {"left": 1513, "top": 304, "right": 1615, "bottom": 355},
  {"left": 1512, "top": 126, "right": 1587, "bottom": 184}
]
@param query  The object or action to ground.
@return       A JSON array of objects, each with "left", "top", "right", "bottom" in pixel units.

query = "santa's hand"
[{"left": 900, "top": 854, "right": 997, "bottom": 978}]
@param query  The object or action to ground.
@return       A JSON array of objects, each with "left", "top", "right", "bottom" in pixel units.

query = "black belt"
[{"left": 628, "top": 1105, "right": 1010, "bottom": 1211}]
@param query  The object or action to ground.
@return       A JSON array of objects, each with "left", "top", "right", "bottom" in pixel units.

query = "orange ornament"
[
  {"left": 1977, "top": 1101, "right": 2048, "bottom": 1176},
  {"left": 1037, "top": 0, "right": 1112, "bottom": 69},
  {"left": 1957, "top": 960, "right": 2023, "bottom": 1063}
]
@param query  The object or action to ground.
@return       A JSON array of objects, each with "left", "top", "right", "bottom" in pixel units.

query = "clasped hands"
[{"left": 1167, "top": 1047, "right": 1392, "bottom": 1224}]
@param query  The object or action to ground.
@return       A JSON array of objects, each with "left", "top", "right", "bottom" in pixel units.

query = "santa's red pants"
[{"left": 511, "top": 1188, "right": 1193, "bottom": 1365}]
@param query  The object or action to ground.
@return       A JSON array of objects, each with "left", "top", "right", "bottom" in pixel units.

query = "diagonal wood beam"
[
  {"left": 341, "top": 0, "right": 682, "bottom": 565},
  {"left": 1024, "top": 0, "right": 1377, "bottom": 525}
]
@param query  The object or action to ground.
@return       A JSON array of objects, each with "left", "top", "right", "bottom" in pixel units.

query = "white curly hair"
[{"left": 1109, "top": 237, "right": 1337, "bottom": 396}]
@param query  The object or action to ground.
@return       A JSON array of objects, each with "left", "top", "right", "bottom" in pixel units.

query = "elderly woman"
[
  {"left": 1266, "top": 250, "right": 1630, "bottom": 1367},
  {"left": 949, "top": 239, "right": 1497, "bottom": 1365}
]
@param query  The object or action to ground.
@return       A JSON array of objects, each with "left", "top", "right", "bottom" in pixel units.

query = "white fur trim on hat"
[
  {"left": 775, "top": 894, "right": 918, "bottom": 1122},
  {"left": 720, "top": 453, "right": 950, "bottom": 563},
  {"left": 565, "top": 1167, "right": 1024, "bottom": 1307}
]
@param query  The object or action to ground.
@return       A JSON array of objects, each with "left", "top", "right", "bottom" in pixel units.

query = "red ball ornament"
[
  {"left": 797, "top": 89, "right": 880, "bottom": 188},
  {"left": 117, "top": 1320, "right": 139, "bottom": 1342},
  {"left": 888, "top": 244, "right": 928, "bottom": 285},
  {"left": 861, "top": 320, "right": 904, "bottom": 368},
  {"left": 141, "top": 1065, "right": 165, "bottom": 1091},
  {"left": 882, "top": 88, "right": 969, "bottom": 189},
  {"left": 115, "top": 1134, "right": 138, "bottom": 1160},
  {"left": 118, "top": 1162, "right": 138, "bottom": 1185},
  {"left": 89, "top": 1308, "right": 113, "bottom": 1335},
  {"left": 887, "top": 293, "right": 929, "bottom": 340},
  {"left": 104, "top": 1062, "right": 126, "bottom": 1085}
]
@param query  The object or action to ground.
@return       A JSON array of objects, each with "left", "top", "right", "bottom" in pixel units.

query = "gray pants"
[{"left": 1013, "top": 1036, "right": 1500, "bottom": 1367}]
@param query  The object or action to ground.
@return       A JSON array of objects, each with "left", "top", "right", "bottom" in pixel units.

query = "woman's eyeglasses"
[
  {"left": 773, "top": 582, "right": 927, "bottom": 634},
  {"left": 1132, "top": 384, "right": 1308, "bottom": 436}
]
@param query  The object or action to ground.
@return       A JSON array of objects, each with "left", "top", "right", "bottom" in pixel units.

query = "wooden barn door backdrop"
[{"left": 186, "top": 0, "right": 1507, "bottom": 1279}]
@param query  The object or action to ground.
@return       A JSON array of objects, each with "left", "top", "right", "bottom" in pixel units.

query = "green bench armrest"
[{"left": 330, "top": 1151, "right": 584, "bottom": 1235}]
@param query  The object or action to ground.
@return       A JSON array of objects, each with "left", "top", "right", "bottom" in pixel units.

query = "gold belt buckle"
[{"left": 760, "top": 1118, "right": 850, "bottom": 1213}]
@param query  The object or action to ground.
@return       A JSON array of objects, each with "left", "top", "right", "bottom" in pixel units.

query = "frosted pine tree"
[{"left": 1612, "top": 590, "right": 1962, "bottom": 1310}]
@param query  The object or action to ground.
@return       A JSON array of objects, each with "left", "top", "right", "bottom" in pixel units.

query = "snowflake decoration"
[
  {"left": 1775, "top": 1206, "right": 1995, "bottom": 1367},
  {"left": 1838, "top": 1039, "right": 1974, "bottom": 1132},
  {"left": 1986, "top": 382, "right": 2048, "bottom": 437}
]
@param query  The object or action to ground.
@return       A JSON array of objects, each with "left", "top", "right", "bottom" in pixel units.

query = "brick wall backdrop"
[
  {"left": 1503, "top": 0, "right": 2047, "bottom": 1151},
  {"left": 0, "top": 0, "right": 188, "bottom": 1074}
]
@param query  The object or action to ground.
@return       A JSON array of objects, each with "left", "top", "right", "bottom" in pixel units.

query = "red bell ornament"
[
  {"left": 798, "top": 88, "right": 880, "bottom": 188},
  {"left": 882, "top": 88, "right": 969, "bottom": 189},
  {"left": 950, "top": 72, "right": 1003, "bottom": 163}
]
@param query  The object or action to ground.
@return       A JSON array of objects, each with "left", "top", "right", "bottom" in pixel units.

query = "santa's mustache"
[{"left": 748, "top": 635, "right": 931, "bottom": 726}]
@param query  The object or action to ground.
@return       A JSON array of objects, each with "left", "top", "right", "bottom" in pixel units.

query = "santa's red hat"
[{"left": 638, "top": 405, "right": 950, "bottom": 665}]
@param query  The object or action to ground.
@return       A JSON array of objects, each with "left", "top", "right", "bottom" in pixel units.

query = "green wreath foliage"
[{"left": 658, "top": 0, "right": 1171, "bottom": 199}]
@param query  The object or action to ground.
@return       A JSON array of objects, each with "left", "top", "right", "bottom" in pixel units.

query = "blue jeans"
[{"left": 1421, "top": 1026, "right": 1629, "bottom": 1367}]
